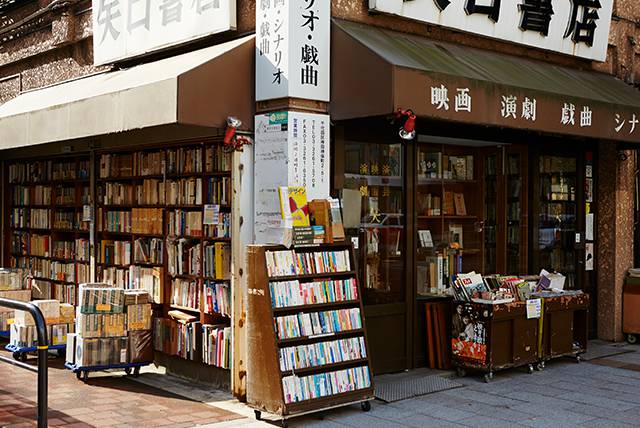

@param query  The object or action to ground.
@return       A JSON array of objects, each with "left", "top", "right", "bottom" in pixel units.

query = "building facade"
[{"left": 1, "top": 0, "right": 640, "bottom": 384}]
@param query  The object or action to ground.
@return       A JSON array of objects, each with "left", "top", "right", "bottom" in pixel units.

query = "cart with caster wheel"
[
  {"left": 452, "top": 300, "right": 541, "bottom": 382},
  {"left": 536, "top": 293, "right": 589, "bottom": 368},
  {"left": 5, "top": 343, "right": 66, "bottom": 361},
  {"left": 65, "top": 361, "right": 149, "bottom": 382}
]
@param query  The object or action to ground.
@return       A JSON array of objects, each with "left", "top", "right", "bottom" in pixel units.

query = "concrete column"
[{"left": 597, "top": 142, "right": 636, "bottom": 341}]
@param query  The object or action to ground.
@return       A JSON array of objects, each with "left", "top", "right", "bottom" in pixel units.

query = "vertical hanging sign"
[{"left": 256, "top": 0, "right": 330, "bottom": 101}]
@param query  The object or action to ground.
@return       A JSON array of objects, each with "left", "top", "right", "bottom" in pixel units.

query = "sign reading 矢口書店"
[
  {"left": 92, "top": 0, "right": 237, "bottom": 65},
  {"left": 368, "top": 0, "right": 613, "bottom": 62},
  {"left": 256, "top": 0, "right": 330, "bottom": 102}
]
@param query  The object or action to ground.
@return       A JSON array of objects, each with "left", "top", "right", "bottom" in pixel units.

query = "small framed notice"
[
  {"left": 526, "top": 299, "right": 542, "bottom": 319},
  {"left": 203, "top": 205, "right": 220, "bottom": 225}
]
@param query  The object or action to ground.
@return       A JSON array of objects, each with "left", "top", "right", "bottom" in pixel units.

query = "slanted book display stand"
[{"left": 247, "top": 243, "right": 374, "bottom": 427}]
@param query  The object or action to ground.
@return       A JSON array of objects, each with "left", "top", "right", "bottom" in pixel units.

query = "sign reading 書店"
[
  {"left": 256, "top": 0, "right": 330, "bottom": 102},
  {"left": 92, "top": 0, "right": 237, "bottom": 65},
  {"left": 368, "top": 0, "right": 613, "bottom": 62}
]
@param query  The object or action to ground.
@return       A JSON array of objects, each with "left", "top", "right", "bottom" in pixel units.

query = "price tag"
[
  {"left": 96, "top": 303, "right": 111, "bottom": 312},
  {"left": 203, "top": 204, "right": 220, "bottom": 225}
]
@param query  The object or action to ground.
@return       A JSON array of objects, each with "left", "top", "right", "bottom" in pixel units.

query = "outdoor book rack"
[
  {"left": 5, "top": 342, "right": 66, "bottom": 362},
  {"left": 65, "top": 361, "right": 150, "bottom": 382},
  {"left": 451, "top": 300, "right": 540, "bottom": 383},
  {"left": 246, "top": 243, "right": 375, "bottom": 428}
]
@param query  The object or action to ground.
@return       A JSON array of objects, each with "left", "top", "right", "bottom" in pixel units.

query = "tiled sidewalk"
[{"left": 0, "top": 348, "right": 242, "bottom": 427}]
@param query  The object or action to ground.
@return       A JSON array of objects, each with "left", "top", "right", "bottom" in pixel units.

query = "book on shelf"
[
  {"left": 205, "top": 145, "right": 232, "bottom": 172},
  {"left": 29, "top": 234, "right": 50, "bottom": 257},
  {"left": 100, "top": 240, "right": 132, "bottom": 266},
  {"left": 202, "top": 324, "right": 231, "bottom": 368},
  {"left": 167, "top": 239, "right": 201, "bottom": 276},
  {"left": 207, "top": 177, "right": 231, "bottom": 205},
  {"left": 274, "top": 308, "right": 362, "bottom": 340},
  {"left": 203, "top": 212, "right": 231, "bottom": 238},
  {"left": 418, "top": 230, "right": 434, "bottom": 248},
  {"left": 55, "top": 186, "right": 75, "bottom": 205},
  {"left": 133, "top": 238, "right": 163, "bottom": 264},
  {"left": 129, "top": 266, "right": 163, "bottom": 304},
  {"left": 52, "top": 240, "right": 74, "bottom": 259},
  {"left": 30, "top": 209, "right": 50, "bottom": 229},
  {"left": 132, "top": 208, "right": 163, "bottom": 235},
  {"left": 269, "top": 278, "right": 359, "bottom": 308},
  {"left": 100, "top": 266, "right": 130, "bottom": 289},
  {"left": 453, "top": 193, "right": 467, "bottom": 216},
  {"left": 282, "top": 366, "right": 371, "bottom": 404},
  {"left": 423, "top": 152, "right": 441, "bottom": 179},
  {"left": 287, "top": 186, "right": 311, "bottom": 227},
  {"left": 278, "top": 336, "right": 367, "bottom": 372},
  {"left": 171, "top": 278, "right": 200, "bottom": 310},
  {"left": 103, "top": 210, "right": 131, "bottom": 233},
  {"left": 154, "top": 316, "right": 200, "bottom": 360},
  {"left": 443, "top": 192, "right": 455, "bottom": 215},
  {"left": 52, "top": 161, "right": 76, "bottom": 180},
  {"left": 167, "top": 178, "right": 202, "bottom": 205},
  {"left": 167, "top": 147, "right": 203, "bottom": 174},
  {"left": 168, "top": 210, "right": 203, "bottom": 237},
  {"left": 204, "top": 281, "right": 230, "bottom": 316},
  {"left": 214, "top": 242, "right": 231, "bottom": 280}
]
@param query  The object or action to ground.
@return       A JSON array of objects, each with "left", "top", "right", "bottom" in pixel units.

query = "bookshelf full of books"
[
  {"left": 247, "top": 243, "right": 374, "bottom": 422},
  {"left": 6, "top": 156, "right": 91, "bottom": 305},
  {"left": 97, "top": 142, "right": 233, "bottom": 371},
  {"left": 416, "top": 143, "right": 483, "bottom": 296}
]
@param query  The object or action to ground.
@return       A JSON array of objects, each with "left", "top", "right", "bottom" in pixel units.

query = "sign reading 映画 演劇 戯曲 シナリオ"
[
  {"left": 92, "top": 0, "right": 236, "bottom": 65},
  {"left": 369, "top": 0, "right": 613, "bottom": 61}
]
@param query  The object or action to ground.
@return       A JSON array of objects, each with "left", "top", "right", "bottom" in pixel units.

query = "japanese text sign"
[
  {"left": 369, "top": 0, "right": 613, "bottom": 61},
  {"left": 92, "top": 0, "right": 236, "bottom": 65},
  {"left": 256, "top": 0, "right": 330, "bottom": 101}
]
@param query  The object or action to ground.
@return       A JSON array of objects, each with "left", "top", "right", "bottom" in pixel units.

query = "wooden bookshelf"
[
  {"left": 247, "top": 243, "right": 374, "bottom": 425},
  {"left": 95, "top": 142, "right": 233, "bottom": 369},
  {"left": 5, "top": 155, "right": 91, "bottom": 305}
]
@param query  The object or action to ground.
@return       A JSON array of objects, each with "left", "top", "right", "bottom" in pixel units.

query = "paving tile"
[
  {"left": 457, "top": 415, "right": 523, "bottom": 428},
  {"left": 579, "top": 418, "right": 635, "bottom": 428},
  {"left": 401, "top": 413, "right": 467, "bottom": 428}
]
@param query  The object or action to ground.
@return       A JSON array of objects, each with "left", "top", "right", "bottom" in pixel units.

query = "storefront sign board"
[
  {"left": 395, "top": 68, "right": 640, "bottom": 143},
  {"left": 256, "top": 0, "right": 330, "bottom": 101},
  {"left": 254, "top": 111, "right": 330, "bottom": 244},
  {"left": 92, "top": 0, "right": 236, "bottom": 65},
  {"left": 369, "top": 0, "right": 613, "bottom": 62}
]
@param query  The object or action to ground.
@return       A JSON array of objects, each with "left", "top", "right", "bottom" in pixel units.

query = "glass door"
[
  {"left": 533, "top": 155, "right": 578, "bottom": 289},
  {"left": 505, "top": 147, "right": 528, "bottom": 275},
  {"left": 484, "top": 153, "right": 498, "bottom": 274},
  {"left": 336, "top": 139, "right": 407, "bottom": 374}
]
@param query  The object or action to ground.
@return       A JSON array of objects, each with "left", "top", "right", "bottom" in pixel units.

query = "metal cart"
[
  {"left": 5, "top": 343, "right": 66, "bottom": 362},
  {"left": 65, "top": 361, "right": 150, "bottom": 381}
]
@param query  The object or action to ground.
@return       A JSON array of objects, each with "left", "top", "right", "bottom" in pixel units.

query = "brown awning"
[
  {"left": 0, "top": 35, "right": 255, "bottom": 150},
  {"left": 332, "top": 20, "right": 640, "bottom": 143}
]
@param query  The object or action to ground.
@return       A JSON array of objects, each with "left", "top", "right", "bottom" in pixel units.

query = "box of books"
[
  {"left": 124, "top": 289, "right": 150, "bottom": 306},
  {"left": 75, "top": 336, "right": 129, "bottom": 367},
  {"left": 78, "top": 286, "right": 125, "bottom": 314},
  {"left": 59, "top": 303, "right": 75, "bottom": 324},
  {"left": 0, "top": 290, "right": 32, "bottom": 315},
  {"left": 14, "top": 299, "right": 60, "bottom": 326},
  {"left": 75, "top": 313, "right": 126, "bottom": 338},
  {"left": 10, "top": 323, "right": 36, "bottom": 348},
  {"left": 126, "top": 304, "right": 152, "bottom": 331},
  {"left": 0, "top": 269, "right": 23, "bottom": 291}
]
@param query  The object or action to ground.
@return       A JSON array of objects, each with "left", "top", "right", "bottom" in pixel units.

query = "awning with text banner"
[
  {"left": 0, "top": 35, "right": 254, "bottom": 151},
  {"left": 331, "top": 20, "right": 640, "bottom": 143}
]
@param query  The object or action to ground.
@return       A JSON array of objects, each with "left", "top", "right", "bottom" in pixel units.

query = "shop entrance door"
[{"left": 335, "top": 138, "right": 408, "bottom": 374}]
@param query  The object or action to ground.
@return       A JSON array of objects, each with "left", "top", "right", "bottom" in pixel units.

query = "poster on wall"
[
  {"left": 452, "top": 303, "right": 487, "bottom": 363},
  {"left": 585, "top": 243, "right": 594, "bottom": 271},
  {"left": 254, "top": 111, "right": 330, "bottom": 244}
]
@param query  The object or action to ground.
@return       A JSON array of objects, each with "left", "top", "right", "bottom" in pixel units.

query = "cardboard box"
[
  {"left": 126, "top": 304, "right": 152, "bottom": 331},
  {"left": 0, "top": 290, "right": 32, "bottom": 314},
  {"left": 14, "top": 300, "right": 60, "bottom": 326},
  {"left": 78, "top": 286, "right": 125, "bottom": 314}
]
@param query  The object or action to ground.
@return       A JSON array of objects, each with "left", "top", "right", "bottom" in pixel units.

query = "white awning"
[{"left": 0, "top": 34, "right": 255, "bottom": 150}]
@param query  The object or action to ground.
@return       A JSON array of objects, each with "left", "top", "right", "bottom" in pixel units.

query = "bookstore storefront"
[
  {"left": 330, "top": 20, "right": 640, "bottom": 374},
  {"left": 0, "top": 36, "right": 254, "bottom": 388}
]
